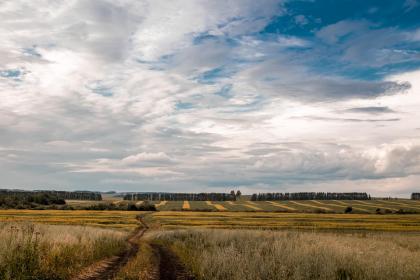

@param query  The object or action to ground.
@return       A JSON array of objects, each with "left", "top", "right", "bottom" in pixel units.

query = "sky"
[{"left": 1, "top": 0, "right": 420, "bottom": 196}]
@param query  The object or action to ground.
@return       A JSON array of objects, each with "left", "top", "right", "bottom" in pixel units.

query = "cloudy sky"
[{"left": 1, "top": 0, "right": 420, "bottom": 196}]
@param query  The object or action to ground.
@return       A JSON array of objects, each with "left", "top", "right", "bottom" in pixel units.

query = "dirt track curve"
[
  {"left": 72, "top": 215, "right": 148, "bottom": 280},
  {"left": 72, "top": 214, "right": 195, "bottom": 280}
]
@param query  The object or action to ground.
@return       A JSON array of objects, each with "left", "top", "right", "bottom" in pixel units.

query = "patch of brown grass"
[
  {"left": 0, "top": 223, "right": 128, "bottom": 279},
  {"left": 152, "top": 229, "right": 420, "bottom": 280}
]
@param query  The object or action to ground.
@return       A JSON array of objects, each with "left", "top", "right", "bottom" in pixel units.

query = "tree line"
[
  {"left": 0, "top": 192, "right": 66, "bottom": 209},
  {"left": 0, "top": 190, "right": 102, "bottom": 201},
  {"left": 124, "top": 191, "right": 241, "bottom": 201},
  {"left": 412, "top": 193, "right": 420, "bottom": 200},
  {"left": 250, "top": 192, "right": 371, "bottom": 201}
]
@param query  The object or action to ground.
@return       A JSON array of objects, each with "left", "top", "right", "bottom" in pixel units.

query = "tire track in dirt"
[
  {"left": 72, "top": 215, "right": 149, "bottom": 280},
  {"left": 151, "top": 244, "right": 196, "bottom": 280}
]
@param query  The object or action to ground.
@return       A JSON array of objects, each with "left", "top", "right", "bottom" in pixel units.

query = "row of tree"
[
  {"left": 412, "top": 193, "right": 420, "bottom": 200},
  {"left": 0, "top": 192, "right": 66, "bottom": 209},
  {"left": 0, "top": 190, "right": 102, "bottom": 201},
  {"left": 124, "top": 191, "right": 241, "bottom": 201},
  {"left": 250, "top": 192, "right": 371, "bottom": 201}
]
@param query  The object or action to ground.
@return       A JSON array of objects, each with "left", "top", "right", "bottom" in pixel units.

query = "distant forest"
[
  {"left": 251, "top": 192, "right": 371, "bottom": 201},
  {"left": 412, "top": 193, "right": 420, "bottom": 200},
  {"left": 123, "top": 191, "right": 241, "bottom": 201},
  {"left": 0, "top": 190, "right": 102, "bottom": 209},
  {"left": 0, "top": 190, "right": 102, "bottom": 200}
]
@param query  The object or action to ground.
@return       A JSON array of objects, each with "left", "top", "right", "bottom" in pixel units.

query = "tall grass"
[
  {"left": 0, "top": 223, "right": 128, "bottom": 280},
  {"left": 153, "top": 229, "right": 420, "bottom": 280}
]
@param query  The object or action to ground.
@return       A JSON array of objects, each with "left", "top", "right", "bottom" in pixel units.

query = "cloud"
[
  {"left": 403, "top": 0, "right": 419, "bottom": 12},
  {"left": 0, "top": 0, "right": 419, "bottom": 196},
  {"left": 121, "top": 152, "right": 173, "bottom": 166},
  {"left": 343, "top": 106, "right": 396, "bottom": 114},
  {"left": 316, "top": 20, "right": 420, "bottom": 67}
]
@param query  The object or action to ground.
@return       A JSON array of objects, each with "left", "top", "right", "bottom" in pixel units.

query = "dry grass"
[
  {"left": 114, "top": 241, "right": 158, "bottom": 280},
  {"left": 0, "top": 210, "right": 142, "bottom": 230},
  {"left": 152, "top": 229, "right": 420, "bottom": 280},
  {"left": 0, "top": 223, "right": 128, "bottom": 279},
  {"left": 152, "top": 211, "right": 420, "bottom": 231}
]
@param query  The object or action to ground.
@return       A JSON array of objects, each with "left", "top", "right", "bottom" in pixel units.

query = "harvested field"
[
  {"left": 151, "top": 211, "right": 420, "bottom": 232},
  {"left": 148, "top": 199, "right": 420, "bottom": 213},
  {"left": 0, "top": 210, "right": 141, "bottom": 230}
]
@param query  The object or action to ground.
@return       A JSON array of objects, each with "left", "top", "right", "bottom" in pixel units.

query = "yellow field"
[
  {"left": 182, "top": 200, "right": 191, "bottom": 210},
  {"left": 0, "top": 210, "right": 141, "bottom": 230},
  {"left": 1, "top": 209, "right": 420, "bottom": 232},
  {"left": 206, "top": 201, "right": 227, "bottom": 211},
  {"left": 151, "top": 211, "right": 420, "bottom": 232}
]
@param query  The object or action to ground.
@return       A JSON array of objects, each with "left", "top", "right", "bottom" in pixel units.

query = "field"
[
  {"left": 122, "top": 199, "right": 420, "bottom": 214},
  {"left": 0, "top": 223, "right": 127, "bottom": 279},
  {"left": 1, "top": 207, "right": 420, "bottom": 279},
  {"left": 151, "top": 211, "right": 420, "bottom": 231},
  {"left": 63, "top": 198, "right": 420, "bottom": 214},
  {"left": 0, "top": 210, "right": 141, "bottom": 230},
  {"left": 152, "top": 229, "right": 420, "bottom": 280}
]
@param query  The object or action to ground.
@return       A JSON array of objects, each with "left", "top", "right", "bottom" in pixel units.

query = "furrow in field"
[
  {"left": 309, "top": 200, "right": 333, "bottom": 211},
  {"left": 206, "top": 201, "right": 227, "bottom": 211},
  {"left": 289, "top": 201, "right": 332, "bottom": 211},
  {"left": 382, "top": 201, "right": 420, "bottom": 211},
  {"left": 355, "top": 201, "right": 398, "bottom": 211},
  {"left": 331, "top": 200, "right": 371, "bottom": 213},
  {"left": 243, "top": 201, "right": 262, "bottom": 211},
  {"left": 266, "top": 201, "right": 297, "bottom": 211}
]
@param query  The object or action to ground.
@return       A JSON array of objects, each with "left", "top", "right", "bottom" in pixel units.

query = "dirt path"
[
  {"left": 151, "top": 244, "right": 196, "bottom": 280},
  {"left": 72, "top": 215, "right": 195, "bottom": 280},
  {"left": 72, "top": 215, "right": 149, "bottom": 280}
]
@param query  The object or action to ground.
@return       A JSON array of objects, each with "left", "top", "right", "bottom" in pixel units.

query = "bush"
[{"left": 344, "top": 206, "right": 353, "bottom": 214}]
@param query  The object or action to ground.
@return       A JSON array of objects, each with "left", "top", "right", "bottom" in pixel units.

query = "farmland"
[
  {"left": 0, "top": 210, "right": 141, "bottom": 230},
  {"left": 151, "top": 211, "right": 420, "bottom": 232},
  {"left": 1, "top": 206, "right": 420, "bottom": 279},
  {"left": 138, "top": 199, "right": 420, "bottom": 214}
]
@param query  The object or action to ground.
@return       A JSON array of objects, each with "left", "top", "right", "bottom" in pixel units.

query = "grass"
[
  {"left": 151, "top": 211, "right": 420, "bottom": 232},
  {"left": 152, "top": 229, "right": 420, "bottom": 280},
  {"left": 0, "top": 223, "right": 128, "bottom": 280},
  {"left": 1, "top": 208, "right": 420, "bottom": 279},
  {"left": 114, "top": 241, "right": 158, "bottom": 280}
]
